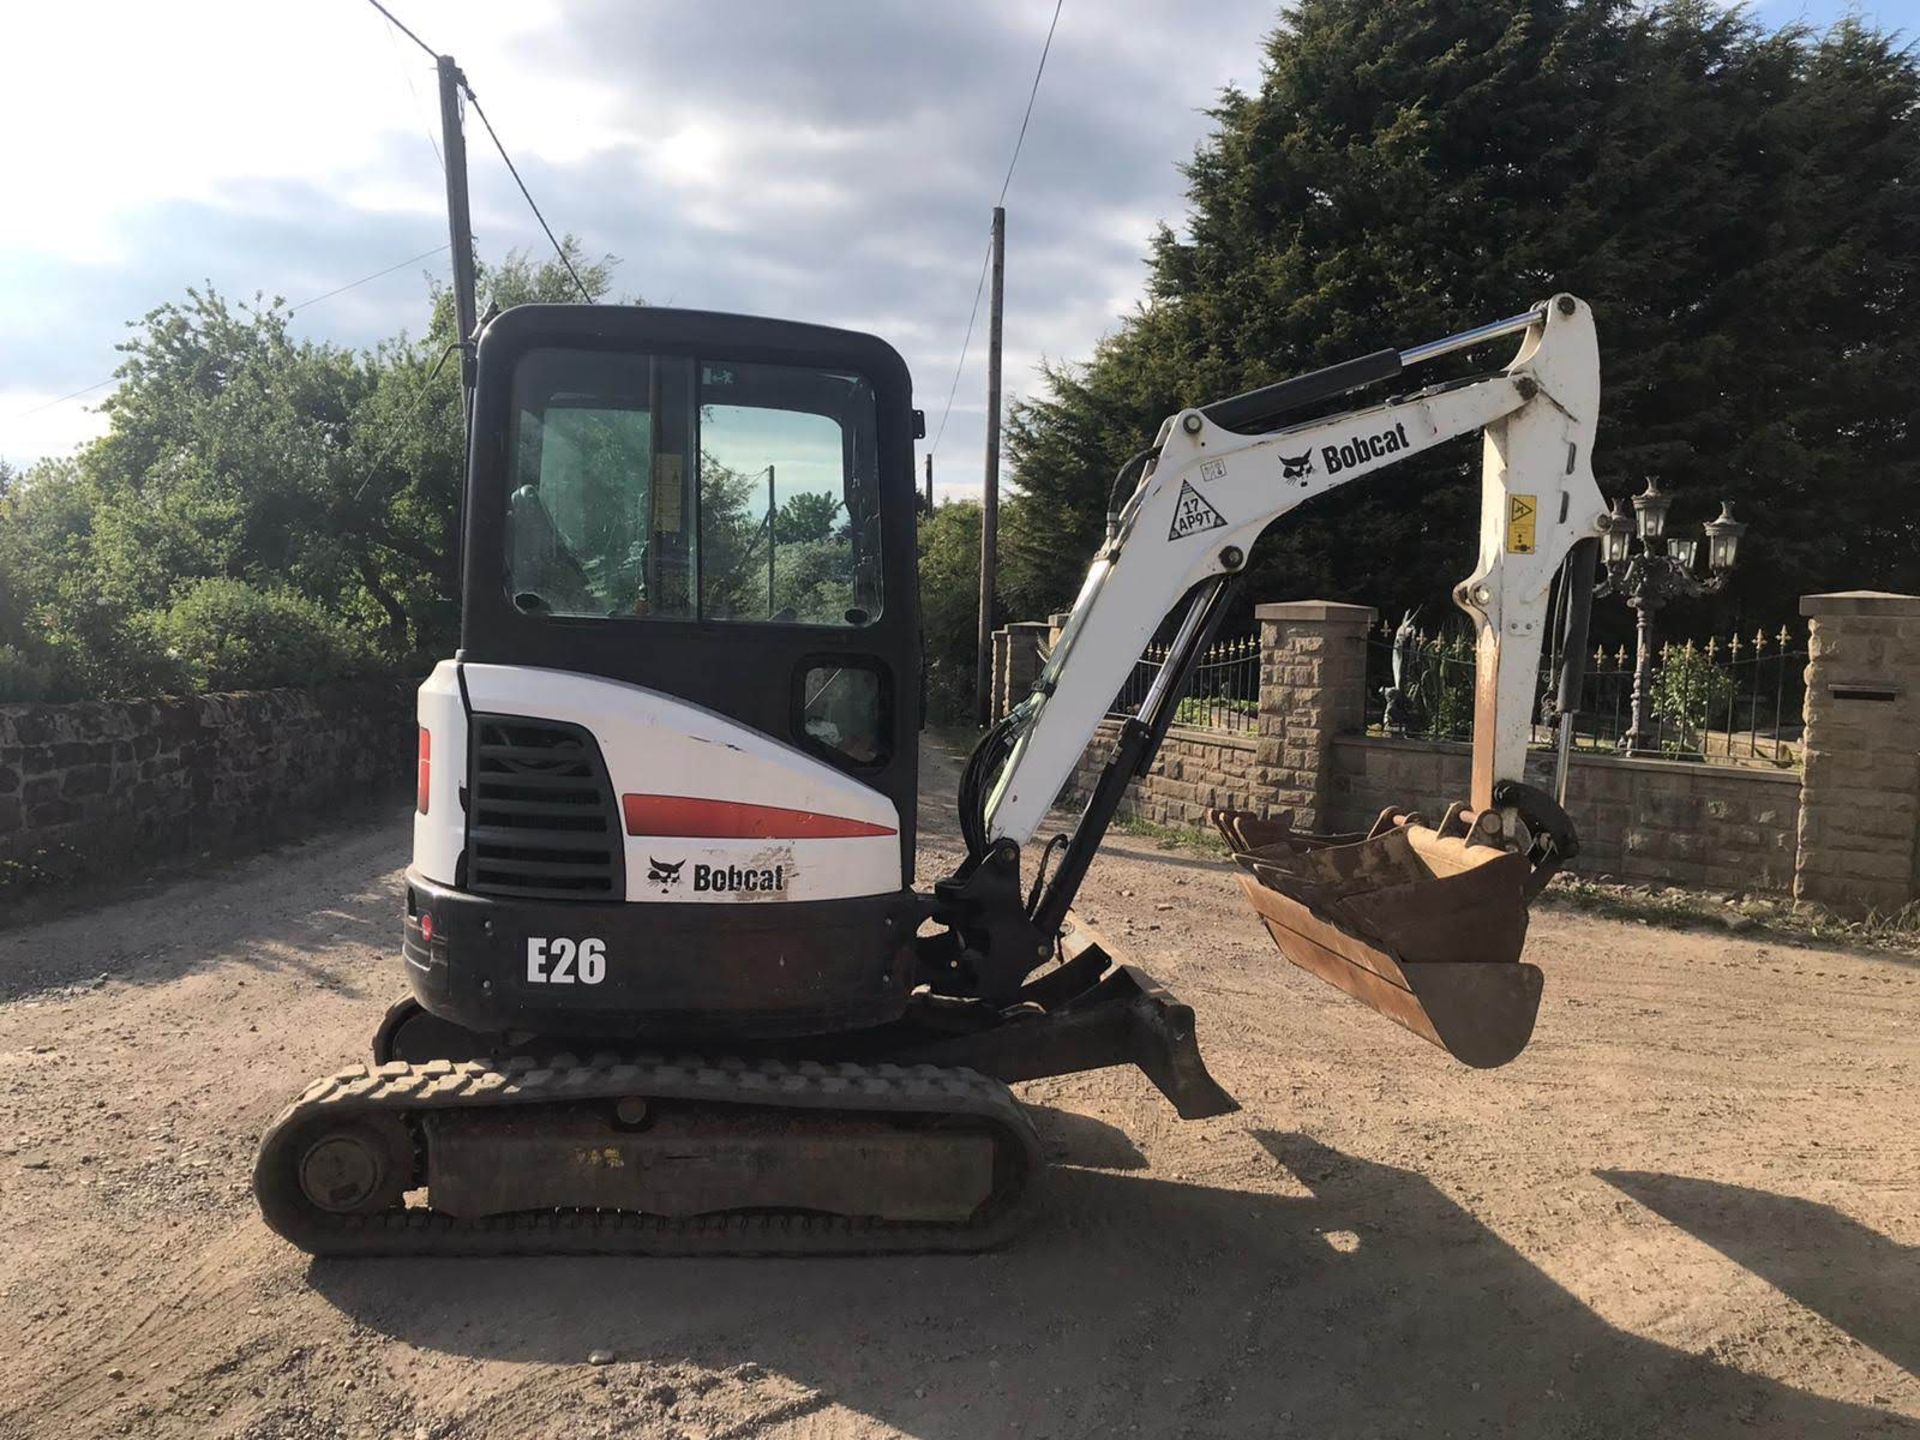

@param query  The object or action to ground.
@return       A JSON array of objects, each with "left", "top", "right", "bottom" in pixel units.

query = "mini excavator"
[{"left": 255, "top": 295, "right": 1606, "bottom": 1255}]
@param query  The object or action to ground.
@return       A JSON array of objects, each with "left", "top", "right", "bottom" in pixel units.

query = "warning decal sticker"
[
  {"left": 1506, "top": 494, "right": 1537, "bottom": 554},
  {"left": 1169, "top": 479, "right": 1228, "bottom": 541}
]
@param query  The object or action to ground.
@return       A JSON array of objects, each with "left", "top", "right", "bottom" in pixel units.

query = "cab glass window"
[
  {"left": 799, "top": 663, "right": 887, "bottom": 766},
  {"left": 505, "top": 348, "right": 883, "bottom": 626}
]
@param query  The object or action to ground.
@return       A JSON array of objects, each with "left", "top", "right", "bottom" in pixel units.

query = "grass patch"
[
  {"left": 1542, "top": 874, "right": 1920, "bottom": 956},
  {"left": 1108, "top": 814, "right": 1230, "bottom": 858}
]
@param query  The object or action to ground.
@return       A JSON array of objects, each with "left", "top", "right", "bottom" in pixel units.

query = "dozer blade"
[{"left": 1211, "top": 807, "right": 1542, "bottom": 1068}]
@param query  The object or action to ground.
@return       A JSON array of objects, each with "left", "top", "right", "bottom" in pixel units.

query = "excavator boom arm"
[{"left": 986, "top": 295, "right": 1606, "bottom": 850}]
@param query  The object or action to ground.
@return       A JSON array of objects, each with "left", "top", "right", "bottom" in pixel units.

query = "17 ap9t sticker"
[{"left": 527, "top": 937, "right": 606, "bottom": 984}]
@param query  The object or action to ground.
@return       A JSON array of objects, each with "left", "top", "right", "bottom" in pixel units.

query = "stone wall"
[
  {"left": 0, "top": 681, "right": 416, "bottom": 888},
  {"left": 1328, "top": 737, "right": 1801, "bottom": 891},
  {"left": 1070, "top": 720, "right": 1261, "bottom": 827},
  {"left": 1042, "top": 591, "right": 1920, "bottom": 904}
]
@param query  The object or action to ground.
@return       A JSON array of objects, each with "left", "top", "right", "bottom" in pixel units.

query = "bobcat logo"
[
  {"left": 646, "top": 857, "right": 685, "bottom": 892},
  {"left": 1279, "top": 452, "right": 1314, "bottom": 484}
]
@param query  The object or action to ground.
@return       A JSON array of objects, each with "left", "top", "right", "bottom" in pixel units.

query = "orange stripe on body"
[{"left": 621, "top": 793, "right": 897, "bottom": 840}]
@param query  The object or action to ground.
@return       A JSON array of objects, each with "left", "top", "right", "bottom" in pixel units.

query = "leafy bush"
[
  {"left": 141, "top": 579, "right": 377, "bottom": 693},
  {"left": 0, "top": 644, "right": 53, "bottom": 703},
  {"left": 918, "top": 503, "right": 984, "bottom": 723},
  {"left": 1651, "top": 643, "right": 1735, "bottom": 756}
]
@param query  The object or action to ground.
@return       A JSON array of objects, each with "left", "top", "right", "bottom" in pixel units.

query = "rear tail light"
[{"left": 417, "top": 727, "right": 431, "bottom": 814}]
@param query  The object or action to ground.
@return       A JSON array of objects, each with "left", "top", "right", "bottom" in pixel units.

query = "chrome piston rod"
[{"left": 1398, "top": 306, "right": 1549, "bottom": 369}]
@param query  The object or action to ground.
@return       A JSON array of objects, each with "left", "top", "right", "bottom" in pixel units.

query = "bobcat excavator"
[{"left": 255, "top": 294, "right": 1607, "bottom": 1255}]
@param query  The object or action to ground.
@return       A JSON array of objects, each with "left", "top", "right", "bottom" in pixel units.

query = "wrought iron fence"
[
  {"left": 1107, "top": 634, "right": 1261, "bottom": 733},
  {"left": 1364, "top": 619, "right": 1807, "bottom": 767}
]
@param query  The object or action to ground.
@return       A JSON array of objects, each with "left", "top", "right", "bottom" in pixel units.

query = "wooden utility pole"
[
  {"left": 924, "top": 453, "right": 934, "bottom": 513},
  {"left": 974, "top": 206, "right": 1006, "bottom": 724},
  {"left": 436, "top": 56, "right": 480, "bottom": 404}
]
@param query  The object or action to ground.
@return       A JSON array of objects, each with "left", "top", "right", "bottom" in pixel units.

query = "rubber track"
[{"left": 254, "top": 1053, "right": 1044, "bottom": 1257}]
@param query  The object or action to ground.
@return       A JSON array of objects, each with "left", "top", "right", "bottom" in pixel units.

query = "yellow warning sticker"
[{"left": 1507, "top": 494, "right": 1537, "bottom": 554}]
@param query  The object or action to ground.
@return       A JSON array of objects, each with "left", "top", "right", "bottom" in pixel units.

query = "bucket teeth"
[{"left": 1209, "top": 807, "right": 1544, "bottom": 1068}]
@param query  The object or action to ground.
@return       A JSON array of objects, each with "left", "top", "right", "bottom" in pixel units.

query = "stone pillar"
[
  {"left": 1047, "top": 611, "right": 1072, "bottom": 652},
  {"left": 1794, "top": 592, "right": 1920, "bottom": 916},
  {"left": 1255, "top": 600, "right": 1376, "bottom": 830},
  {"left": 1001, "top": 621, "right": 1051, "bottom": 716}
]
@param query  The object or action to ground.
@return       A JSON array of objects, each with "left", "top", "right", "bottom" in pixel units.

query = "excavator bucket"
[{"left": 1209, "top": 806, "right": 1543, "bottom": 1068}]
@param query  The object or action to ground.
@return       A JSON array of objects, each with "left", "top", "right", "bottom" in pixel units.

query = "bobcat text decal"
[
  {"left": 1321, "top": 421, "right": 1412, "bottom": 475},
  {"left": 693, "top": 863, "right": 787, "bottom": 894}
]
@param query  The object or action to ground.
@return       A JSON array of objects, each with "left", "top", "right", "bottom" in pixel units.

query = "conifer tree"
[{"left": 1005, "top": 1, "right": 1920, "bottom": 633}]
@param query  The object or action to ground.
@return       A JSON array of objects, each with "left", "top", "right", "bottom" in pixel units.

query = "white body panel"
[
  {"left": 415, "top": 662, "right": 904, "bottom": 903},
  {"left": 988, "top": 296, "right": 1605, "bottom": 845},
  {"left": 413, "top": 662, "right": 467, "bottom": 886}
]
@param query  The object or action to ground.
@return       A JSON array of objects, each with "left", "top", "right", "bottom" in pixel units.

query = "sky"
[{"left": 1, "top": 0, "right": 1910, "bottom": 498}]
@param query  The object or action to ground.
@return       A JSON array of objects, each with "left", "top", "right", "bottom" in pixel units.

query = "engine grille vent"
[{"left": 466, "top": 714, "right": 624, "bottom": 900}]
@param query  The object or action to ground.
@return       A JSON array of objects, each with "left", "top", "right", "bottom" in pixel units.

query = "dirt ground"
[{"left": 1, "top": 741, "right": 1915, "bottom": 1440}]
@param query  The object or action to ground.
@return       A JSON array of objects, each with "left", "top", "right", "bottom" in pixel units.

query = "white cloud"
[{"left": 0, "top": 0, "right": 1283, "bottom": 482}]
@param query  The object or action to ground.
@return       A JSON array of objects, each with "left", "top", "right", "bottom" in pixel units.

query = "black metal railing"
[
  {"left": 1364, "top": 621, "right": 1807, "bottom": 767},
  {"left": 1108, "top": 634, "right": 1261, "bottom": 734}
]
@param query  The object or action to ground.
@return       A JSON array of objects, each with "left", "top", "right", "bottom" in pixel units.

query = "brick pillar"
[
  {"left": 1047, "top": 611, "right": 1072, "bottom": 652},
  {"left": 1255, "top": 600, "right": 1376, "bottom": 830},
  {"left": 1795, "top": 591, "right": 1920, "bottom": 916},
  {"left": 1001, "top": 621, "right": 1051, "bottom": 716}
]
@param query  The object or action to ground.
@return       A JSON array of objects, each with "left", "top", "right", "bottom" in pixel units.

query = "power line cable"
[
  {"left": 379, "top": 15, "right": 445, "bottom": 174},
  {"left": 929, "top": 236, "right": 995, "bottom": 457},
  {"left": 290, "top": 243, "right": 450, "bottom": 313},
  {"left": 359, "top": 1, "right": 595, "bottom": 304},
  {"left": 459, "top": 82, "right": 595, "bottom": 303},
  {"left": 929, "top": 0, "right": 1066, "bottom": 458},
  {"left": 7, "top": 244, "right": 452, "bottom": 421},
  {"left": 12, "top": 379, "right": 114, "bottom": 420},
  {"left": 364, "top": 0, "right": 435, "bottom": 61},
  {"left": 998, "top": 0, "right": 1065, "bottom": 207}
]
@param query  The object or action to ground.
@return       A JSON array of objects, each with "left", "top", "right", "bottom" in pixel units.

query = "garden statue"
[{"left": 1381, "top": 608, "right": 1421, "bottom": 735}]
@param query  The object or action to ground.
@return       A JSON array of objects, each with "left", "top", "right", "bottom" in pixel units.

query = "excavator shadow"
[
  {"left": 1599, "top": 1169, "right": 1919, "bottom": 1377},
  {"left": 306, "top": 1133, "right": 1911, "bottom": 1438},
  {"left": 1025, "top": 1104, "right": 1149, "bottom": 1170}
]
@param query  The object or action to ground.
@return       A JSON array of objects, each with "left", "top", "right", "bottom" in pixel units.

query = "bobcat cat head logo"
[
  {"left": 1279, "top": 452, "right": 1314, "bottom": 483},
  {"left": 647, "top": 857, "right": 685, "bottom": 890}
]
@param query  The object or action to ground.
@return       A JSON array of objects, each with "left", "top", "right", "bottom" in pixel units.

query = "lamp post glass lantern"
[
  {"left": 1704, "top": 501, "right": 1747, "bottom": 572},
  {"left": 1631, "top": 478, "right": 1672, "bottom": 542},
  {"left": 1602, "top": 498, "right": 1634, "bottom": 565},
  {"left": 1597, "top": 487, "right": 1750, "bottom": 756}
]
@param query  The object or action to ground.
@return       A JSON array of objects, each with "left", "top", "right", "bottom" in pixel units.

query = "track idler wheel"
[{"left": 284, "top": 1115, "right": 414, "bottom": 1216}]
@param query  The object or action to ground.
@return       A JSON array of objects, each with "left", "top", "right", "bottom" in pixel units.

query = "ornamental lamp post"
[{"left": 1596, "top": 481, "right": 1750, "bottom": 757}]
